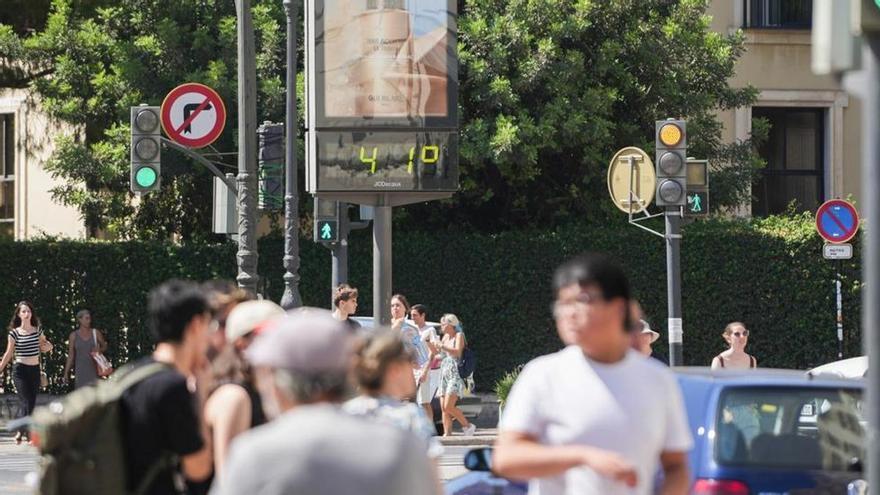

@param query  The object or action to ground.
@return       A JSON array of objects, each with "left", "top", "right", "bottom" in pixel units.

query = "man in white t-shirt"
[
  {"left": 494, "top": 253, "right": 693, "bottom": 495},
  {"left": 411, "top": 304, "right": 441, "bottom": 422}
]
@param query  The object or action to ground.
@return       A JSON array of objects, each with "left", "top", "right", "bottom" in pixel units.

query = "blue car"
[
  {"left": 446, "top": 368, "right": 866, "bottom": 494},
  {"left": 679, "top": 368, "right": 865, "bottom": 494}
]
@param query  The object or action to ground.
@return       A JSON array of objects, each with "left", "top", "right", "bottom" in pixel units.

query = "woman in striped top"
[{"left": 0, "top": 301, "right": 54, "bottom": 444}]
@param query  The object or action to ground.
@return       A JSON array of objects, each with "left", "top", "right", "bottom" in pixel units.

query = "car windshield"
[{"left": 715, "top": 387, "right": 864, "bottom": 471}]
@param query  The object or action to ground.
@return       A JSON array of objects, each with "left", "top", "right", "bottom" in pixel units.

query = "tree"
[
  {"left": 2, "top": 0, "right": 763, "bottom": 237},
  {"left": 402, "top": 0, "right": 764, "bottom": 230},
  {"left": 0, "top": 0, "right": 289, "bottom": 240}
]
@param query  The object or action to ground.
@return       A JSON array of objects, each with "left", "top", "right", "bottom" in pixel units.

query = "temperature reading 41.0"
[{"left": 359, "top": 145, "right": 440, "bottom": 174}]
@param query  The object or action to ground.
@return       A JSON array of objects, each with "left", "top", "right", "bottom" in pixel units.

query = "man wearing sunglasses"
[{"left": 494, "top": 253, "right": 692, "bottom": 495}]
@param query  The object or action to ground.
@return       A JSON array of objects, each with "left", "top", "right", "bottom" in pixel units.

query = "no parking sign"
[
  {"left": 160, "top": 83, "right": 227, "bottom": 148},
  {"left": 816, "top": 199, "right": 860, "bottom": 244}
]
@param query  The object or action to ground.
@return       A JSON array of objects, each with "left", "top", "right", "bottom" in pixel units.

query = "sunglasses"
[{"left": 731, "top": 330, "right": 749, "bottom": 338}]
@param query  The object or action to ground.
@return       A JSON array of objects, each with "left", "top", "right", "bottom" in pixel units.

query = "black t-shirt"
[
  {"left": 344, "top": 317, "right": 361, "bottom": 331},
  {"left": 120, "top": 357, "right": 204, "bottom": 495}
]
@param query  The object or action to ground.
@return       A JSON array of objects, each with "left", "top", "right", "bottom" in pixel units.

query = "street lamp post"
[
  {"left": 234, "top": 0, "right": 260, "bottom": 294},
  {"left": 280, "top": 0, "right": 303, "bottom": 309}
]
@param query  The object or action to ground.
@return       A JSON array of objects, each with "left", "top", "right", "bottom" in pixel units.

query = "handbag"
[
  {"left": 38, "top": 351, "right": 48, "bottom": 390},
  {"left": 91, "top": 329, "right": 114, "bottom": 378}
]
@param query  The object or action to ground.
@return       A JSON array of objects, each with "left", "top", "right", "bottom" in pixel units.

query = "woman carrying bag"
[
  {"left": 62, "top": 309, "right": 110, "bottom": 389},
  {"left": 0, "top": 301, "right": 54, "bottom": 444}
]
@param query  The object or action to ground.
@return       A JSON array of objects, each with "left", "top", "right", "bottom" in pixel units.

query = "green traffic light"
[{"left": 135, "top": 167, "right": 158, "bottom": 188}]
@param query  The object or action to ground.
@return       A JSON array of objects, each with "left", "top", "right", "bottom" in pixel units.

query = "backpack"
[
  {"left": 458, "top": 345, "right": 476, "bottom": 379},
  {"left": 30, "top": 361, "right": 176, "bottom": 495}
]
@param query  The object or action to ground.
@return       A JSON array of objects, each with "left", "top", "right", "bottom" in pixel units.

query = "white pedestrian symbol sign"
[{"left": 321, "top": 223, "right": 332, "bottom": 240}]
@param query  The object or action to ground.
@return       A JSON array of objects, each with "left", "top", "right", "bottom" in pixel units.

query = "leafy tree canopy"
[{"left": 1, "top": 0, "right": 763, "bottom": 237}]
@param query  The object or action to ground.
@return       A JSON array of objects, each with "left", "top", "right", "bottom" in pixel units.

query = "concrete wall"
[
  {"left": 0, "top": 88, "right": 86, "bottom": 239},
  {"left": 707, "top": 1, "right": 863, "bottom": 209}
]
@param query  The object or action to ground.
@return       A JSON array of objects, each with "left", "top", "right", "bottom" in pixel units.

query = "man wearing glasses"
[{"left": 494, "top": 253, "right": 692, "bottom": 495}]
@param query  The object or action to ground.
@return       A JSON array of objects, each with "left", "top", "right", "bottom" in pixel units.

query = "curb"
[{"left": 438, "top": 435, "right": 497, "bottom": 447}]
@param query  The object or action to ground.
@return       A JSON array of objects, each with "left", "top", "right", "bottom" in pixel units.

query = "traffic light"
[
  {"left": 130, "top": 106, "right": 161, "bottom": 193},
  {"left": 685, "top": 159, "right": 709, "bottom": 217},
  {"left": 655, "top": 119, "right": 687, "bottom": 207},
  {"left": 313, "top": 197, "right": 340, "bottom": 243}
]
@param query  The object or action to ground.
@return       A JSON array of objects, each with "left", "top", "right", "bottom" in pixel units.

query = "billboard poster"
[{"left": 314, "top": 0, "right": 457, "bottom": 126}]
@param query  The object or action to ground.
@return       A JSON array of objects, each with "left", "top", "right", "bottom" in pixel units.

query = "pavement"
[{"left": 0, "top": 433, "right": 38, "bottom": 495}]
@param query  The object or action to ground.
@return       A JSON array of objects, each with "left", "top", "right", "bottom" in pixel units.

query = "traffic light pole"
[
  {"left": 861, "top": 31, "right": 880, "bottom": 495},
  {"left": 280, "top": 0, "right": 302, "bottom": 309},
  {"left": 331, "top": 205, "right": 349, "bottom": 291},
  {"left": 665, "top": 208, "right": 683, "bottom": 366},
  {"left": 235, "top": 0, "right": 260, "bottom": 294},
  {"left": 373, "top": 204, "right": 392, "bottom": 326}
]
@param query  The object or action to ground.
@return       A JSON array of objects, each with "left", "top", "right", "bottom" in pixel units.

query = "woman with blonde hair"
[
  {"left": 436, "top": 314, "right": 475, "bottom": 437},
  {"left": 711, "top": 322, "right": 757, "bottom": 369}
]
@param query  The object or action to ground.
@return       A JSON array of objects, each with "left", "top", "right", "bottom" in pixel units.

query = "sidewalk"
[{"left": 438, "top": 428, "right": 497, "bottom": 446}]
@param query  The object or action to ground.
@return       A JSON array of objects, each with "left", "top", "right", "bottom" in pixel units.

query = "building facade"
[
  {"left": 708, "top": 0, "right": 862, "bottom": 216},
  {"left": 0, "top": 88, "right": 86, "bottom": 240}
]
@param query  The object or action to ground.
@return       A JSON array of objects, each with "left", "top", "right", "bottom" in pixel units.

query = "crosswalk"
[{"left": 0, "top": 437, "right": 39, "bottom": 494}]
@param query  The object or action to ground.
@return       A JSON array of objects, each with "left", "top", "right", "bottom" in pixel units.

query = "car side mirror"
[{"left": 463, "top": 447, "right": 493, "bottom": 472}]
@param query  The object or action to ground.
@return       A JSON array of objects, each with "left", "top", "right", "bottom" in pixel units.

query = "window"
[
  {"left": 752, "top": 108, "right": 824, "bottom": 216},
  {"left": 745, "top": 0, "right": 812, "bottom": 29},
  {"left": 0, "top": 114, "right": 14, "bottom": 239},
  {"left": 716, "top": 387, "right": 864, "bottom": 471}
]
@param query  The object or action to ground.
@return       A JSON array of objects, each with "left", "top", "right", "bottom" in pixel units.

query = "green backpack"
[{"left": 30, "top": 362, "right": 177, "bottom": 495}]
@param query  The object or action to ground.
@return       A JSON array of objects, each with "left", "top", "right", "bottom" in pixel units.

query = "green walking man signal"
[
  {"left": 313, "top": 197, "right": 341, "bottom": 243},
  {"left": 314, "top": 219, "right": 338, "bottom": 243}
]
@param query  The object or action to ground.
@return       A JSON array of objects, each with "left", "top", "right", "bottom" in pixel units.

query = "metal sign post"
[{"left": 665, "top": 209, "right": 683, "bottom": 366}]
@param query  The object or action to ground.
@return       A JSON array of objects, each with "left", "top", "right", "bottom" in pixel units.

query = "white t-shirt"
[{"left": 499, "top": 346, "right": 693, "bottom": 495}]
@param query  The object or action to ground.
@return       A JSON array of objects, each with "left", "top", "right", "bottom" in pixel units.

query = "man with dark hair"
[
  {"left": 494, "top": 254, "right": 692, "bottom": 495},
  {"left": 332, "top": 283, "right": 361, "bottom": 331},
  {"left": 121, "top": 280, "right": 213, "bottom": 495},
  {"left": 411, "top": 304, "right": 440, "bottom": 422}
]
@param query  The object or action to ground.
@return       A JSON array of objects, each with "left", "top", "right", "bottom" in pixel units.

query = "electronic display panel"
[{"left": 314, "top": 130, "right": 458, "bottom": 191}]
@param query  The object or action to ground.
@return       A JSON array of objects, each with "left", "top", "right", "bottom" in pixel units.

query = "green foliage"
[
  {"left": 494, "top": 365, "right": 523, "bottom": 407},
  {"left": 5, "top": 0, "right": 761, "bottom": 237},
  {"left": 1, "top": 0, "right": 290, "bottom": 240},
  {"left": 404, "top": 0, "right": 763, "bottom": 230},
  {"left": 0, "top": 215, "right": 859, "bottom": 392}
]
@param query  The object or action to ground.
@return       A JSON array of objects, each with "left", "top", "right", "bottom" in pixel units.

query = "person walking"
[
  {"left": 711, "top": 322, "right": 757, "bottom": 370},
  {"left": 62, "top": 309, "right": 107, "bottom": 389},
  {"left": 211, "top": 309, "right": 437, "bottom": 495},
  {"left": 0, "top": 301, "right": 53, "bottom": 444},
  {"left": 493, "top": 254, "right": 692, "bottom": 495},
  {"left": 332, "top": 284, "right": 361, "bottom": 331},
  {"left": 390, "top": 294, "right": 432, "bottom": 392},
  {"left": 411, "top": 304, "right": 440, "bottom": 422},
  {"left": 436, "top": 314, "right": 475, "bottom": 437},
  {"left": 120, "top": 280, "right": 213, "bottom": 494}
]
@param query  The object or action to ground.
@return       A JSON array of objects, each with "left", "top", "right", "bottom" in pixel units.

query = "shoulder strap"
[
  {"left": 92, "top": 329, "right": 97, "bottom": 347},
  {"left": 750, "top": 355, "right": 756, "bottom": 368},
  {"left": 107, "top": 362, "right": 170, "bottom": 401},
  {"left": 717, "top": 354, "right": 725, "bottom": 368},
  {"left": 133, "top": 452, "right": 180, "bottom": 495}
]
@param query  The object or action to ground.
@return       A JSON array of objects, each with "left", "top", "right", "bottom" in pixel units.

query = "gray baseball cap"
[{"left": 246, "top": 308, "right": 353, "bottom": 374}]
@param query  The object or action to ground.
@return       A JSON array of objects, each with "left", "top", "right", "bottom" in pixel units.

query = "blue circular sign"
[{"left": 816, "top": 200, "right": 859, "bottom": 244}]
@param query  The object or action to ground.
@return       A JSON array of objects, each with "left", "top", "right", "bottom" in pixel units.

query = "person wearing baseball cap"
[{"left": 211, "top": 308, "right": 437, "bottom": 495}]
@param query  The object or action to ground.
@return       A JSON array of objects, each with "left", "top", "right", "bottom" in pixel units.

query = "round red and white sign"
[{"left": 160, "top": 83, "right": 227, "bottom": 148}]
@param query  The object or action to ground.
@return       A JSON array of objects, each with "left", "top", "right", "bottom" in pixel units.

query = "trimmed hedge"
[{"left": 0, "top": 213, "right": 860, "bottom": 392}]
